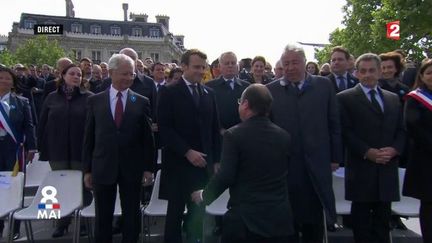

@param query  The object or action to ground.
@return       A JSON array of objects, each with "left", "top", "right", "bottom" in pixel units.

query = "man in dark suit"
[
  {"left": 82, "top": 53, "right": 155, "bottom": 243},
  {"left": 327, "top": 46, "right": 359, "bottom": 93},
  {"left": 191, "top": 84, "right": 295, "bottom": 243},
  {"left": 267, "top": 44, "right": 343, "bottom": 243},
  {"left": 337, "top": 53, "right": 405, "bottom": 243},
  {"left": 158, "top": 49, "right": 221, "bottom": 243},
  {"left": 206, "top": 51, "right": 250, "bottom": 134}
]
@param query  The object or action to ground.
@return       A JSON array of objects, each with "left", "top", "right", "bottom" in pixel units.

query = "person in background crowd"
[
  {"left": 0, "top": 66, "right": 37, "bottom": 240},
  {"left": 239, "top": 58, "right": 252, "bottom": 81},
  {"left": 37, "top": 64, "right": 93, "bottom": 238},
  {"left": 43, "top": 57, "right": 74, "bottom": 100},
  {"left": 210, "top": 58, "right": 221, "bottom": 79},
  {"left": 337, "top": 53, "right": 405, "bottom": 243},
  {"left": 100, "top": 62, "right": 109, "bottom": 80},
  {"left": 191, "top": 84, "right": 295, "bottom": 243},
  {"left": 245, "top": 56, "right": 271, "bottom": 84},
  {"left": 267, "top": 44, "right": 342, "bottom": 243},
  {"left": 167, "top": 67, "right": 183, "bottom": 85},
  {"left": 379, "top": 52, "right": 410, "bottom": 104},
  {"left": 306, "top": 61, "right": 319, "bottom": 75},
  {"left": 273, "top": 60, "right": 284, "bottom": 80},
  {"left": 319, "top": 63, "right": 331, "bottom": 76},
  {"left": 328, "top": 46, "right": 359, "bottom": 93},
  {"left": 158, "top": 49, "right": 221, "bottom": 243},
  {"left": 403, "top": 59, "right": 432, "bottom": 243},
  {"left": 89, "top": 64, "right": 103, "bottom": 93},
  {"left": 41, "top": 64, "right": 56, "bottom": 83},
  {"left": 80, "top": 57, "right": 93, "bottom": 81},
  {"left": 265, "top": 61, "right": 275, "bottom": 80}
]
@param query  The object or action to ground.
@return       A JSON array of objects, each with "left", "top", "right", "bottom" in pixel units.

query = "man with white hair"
[
  {"left": 267, "top": 44, "right": 343, "bottom": 243},
  {"left": 83, "top": 53, "right": 155, "bottom": 243}
]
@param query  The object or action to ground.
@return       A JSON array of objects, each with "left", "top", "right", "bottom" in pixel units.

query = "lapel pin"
[{"left": 130, "top": 95, "right": 136, "bottom": 103}]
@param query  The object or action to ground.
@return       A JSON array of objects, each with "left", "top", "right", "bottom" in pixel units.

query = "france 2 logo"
[{"left": 386, "top": 21, "right": 400, "bottom": 40}]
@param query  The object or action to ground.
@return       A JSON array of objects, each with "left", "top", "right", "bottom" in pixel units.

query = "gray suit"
[{"left": 267, "top": 74, "right": 342, "bottom": 225}]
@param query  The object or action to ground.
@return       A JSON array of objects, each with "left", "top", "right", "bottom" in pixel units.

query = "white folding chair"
[
  {"left": 25, "top": 160, "right": 51, "bottom": 188},
  {"left": 11, "top": 170, "right": 83, "bottom": 243},
  {"left": 76, "top": 189, "right": 122, "bottom": 243},
  {"left": 141, "top": 170, "right": 167, "bottom": 243},
  {"left": 203, "top": 189, "right": 229, "bottom": 243},
  {"left": 0, "top": 172, "right": 24, "bottom": 243},
  {"left": 392, "top": 168, "right": 420, "bottom": 217},
  {"left": 332, "top": 168, "right": 351, "bottom": 215}
]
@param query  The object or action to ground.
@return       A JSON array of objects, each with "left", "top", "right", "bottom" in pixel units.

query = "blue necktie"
[{"left": 337, "top": 76, "right": 346, "bottom": 90}]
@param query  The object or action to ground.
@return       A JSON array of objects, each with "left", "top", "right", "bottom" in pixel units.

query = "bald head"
[{"left": 119, "top": 48, "right": 138, "bottom": 62}]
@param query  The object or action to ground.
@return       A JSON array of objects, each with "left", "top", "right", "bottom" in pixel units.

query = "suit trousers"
[
  {"left": 164, "top": 192, "right": 205, "bottom": 243},
  {"left": 93, "top": 180, "right": 141, "bottom": 243},
  {"left": 420, "top": 201, "right": 432, "bottom": 243},
  {"left": 351, "top": 201, "right": 391, "bottom": 243},
  {"left": 221, "top": 209, "right": 296, "bottom": 243}
]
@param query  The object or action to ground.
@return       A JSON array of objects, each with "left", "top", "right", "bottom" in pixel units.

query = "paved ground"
[{"left": 0, "top": 215, "right": 423, "bottom": 243}]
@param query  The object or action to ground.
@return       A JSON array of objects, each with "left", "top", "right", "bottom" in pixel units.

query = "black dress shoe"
[
  {"left": 13, "top": 232, "right": 20, "bottom": 240},
  {"left": 52, "top": 226, "right": 67, "bottom": 238}
]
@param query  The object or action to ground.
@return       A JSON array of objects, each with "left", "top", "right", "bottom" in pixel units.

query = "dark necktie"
[
  {"left": 189, "top": 84, "right": 200, "bottom": 106},
  {"left": 369, "top": 90, "right": 382, "bottom": 112},
  {"left": 227, "top": 79, "right": 234, "bottom": 90},
  {"left": 337, "top": 76, "right": 346, "bottom": 90},
  {"left": 157, "top": 83, "right": 161, "bottom": 92},
  {"left": 114, "top": 92, "right": 123, "bottom": 128}
]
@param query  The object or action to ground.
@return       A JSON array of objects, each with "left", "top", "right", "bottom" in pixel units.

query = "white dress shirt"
[{"left": 109, "top": 85, "right": 128, "bottom": 119}]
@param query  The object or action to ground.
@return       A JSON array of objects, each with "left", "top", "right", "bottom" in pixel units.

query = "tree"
[
  {"left": 14, "top": 36, "right": 67, "bottom": 67},
  {"left": 0, "top": 49, "right": 17, "bottom": 67},
  {"left": 315, "top": 0, "right": 432, "bottom": 64}
]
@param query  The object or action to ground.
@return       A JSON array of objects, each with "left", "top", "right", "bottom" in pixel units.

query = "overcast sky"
[{"left": 0, "top": 0, "right": 346, "bottom": 65}]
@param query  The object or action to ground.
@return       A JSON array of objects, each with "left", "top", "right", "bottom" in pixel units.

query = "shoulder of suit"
[
  {"left": 11, "top": 93, "right": 29, "bottom": 103},
  {"left": 205, "top": 78, "right": 223, "bottom": 87},
  {"left": 128, "top": 90, "right": 149, "bottom": 103},
  {"left": 380, "top": 88, "right": 399, "bottom": 101}
]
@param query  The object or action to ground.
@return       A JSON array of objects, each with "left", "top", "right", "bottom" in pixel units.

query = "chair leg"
[
  {"left": 7, "top": 212, "right": 14, "bottom": 243},
  {"left": 27, "top": 221, "right": 35, "bottom": 243},
  {"left": 86, "top": 218, "right": 92, "bottom": 243},
  {"left": 141, "top": 212, "right": 144, "bottom": 243},
  {"left": 73, "top": 210, "right": 79, "bottom": 243},
  {"left": 389, "top": 229, "right": 393, "bottom": 243},
  {"left": 323, "top": 209, "right": 328, "bottom": 243}
]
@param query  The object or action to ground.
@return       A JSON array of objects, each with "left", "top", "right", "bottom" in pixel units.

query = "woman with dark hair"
[
  {"left": 37, "top": 64, "right": 93, "bottom": 237},
  {"left": 403, "top": 59, "right": 432, "bottom": 243},
  {"left": 245, "top": 56, "right": 271, "bottom": 84},
  {"left": 0, "top": 66, "right": 37, "bottom": 239},
  {"left": 379, "top": 52, "right": 410, "bottom": 103},
  {"left": 306, "top": 61, "right": 319, "bottom": 75}
]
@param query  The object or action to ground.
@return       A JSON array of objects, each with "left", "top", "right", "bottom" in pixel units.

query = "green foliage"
[
  {"left": 315, "top": 0, "right": 432, "bottom": 64},
  {"left": 14, "top": 36, "right": 66, "bottom": 67},
  {"left": 0, "top": 49, "right": 17, "bottom": 67}
]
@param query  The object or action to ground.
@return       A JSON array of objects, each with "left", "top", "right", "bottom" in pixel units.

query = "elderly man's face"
[
  {"left": 281, "top": 51, "right": 306, "bottom": 82},
  {"left": 110, "top": 60, "right": 135, "bottom": 91},
  {"left": 219, "top": 53, "right": 238, "bottom": 79}
]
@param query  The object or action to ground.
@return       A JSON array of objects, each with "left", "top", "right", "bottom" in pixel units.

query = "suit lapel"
[
  {"left": 101, "top": 89, "right": 117, "bottom": 129},
  {"left": 8, "top": 94, "right": 18, "bottom": 126},
  {"left": 179, "top": 79, "right": 199, "bottom": 110}
]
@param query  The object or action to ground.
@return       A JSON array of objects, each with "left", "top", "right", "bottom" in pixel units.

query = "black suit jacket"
[
  {"left": 157, "top": 79, "right": 221, "bottom": 200},
  {"left": 203, "top": 116, "right": 294, "bottom": 237},
  {"left": 205, "top": 77, "right": 250, "bottom": 129},
  {"left": 337, "top": 84, "right": 405, "bottom": 202},
  {"left": 2, "top": 93, "right": 37, "bottom": 151},
  {"left": 82, "top": 89, "right": 155, "bottom": 185},
  {"left": 327, "top": 72, "right": 359, "bottom": 93}
]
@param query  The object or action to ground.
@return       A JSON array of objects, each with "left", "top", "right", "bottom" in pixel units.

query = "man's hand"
[
  {"left": 365, "top": 148, "right": 380, "bottom": 163},
  {"left": 331, "top": 162, "right": 339, "bottom": 172},
  {"left": 376, "top": 147, "right": 398, "bottom": 164},
  {"left": 185, "top": 150, "right": 207, "bottom": 168},
  {"left": 191, "top": 190, "right": 203, "bottom": 205},
  {"left": 26, "top": 151, "right": 35, "bottom": 163},
  {"left": 84, "top": 173, "right": 92, "bottom": 189},
  {"left": 214, "top": 163, "right": 221, "bottom": 174},
  {"left": 142, "top": 171, "right": 154, "bottom": 186}
]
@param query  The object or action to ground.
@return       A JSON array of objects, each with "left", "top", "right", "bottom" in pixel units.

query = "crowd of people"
[{"left": 0, "top": 44, "right": 431, "bottom": 243}]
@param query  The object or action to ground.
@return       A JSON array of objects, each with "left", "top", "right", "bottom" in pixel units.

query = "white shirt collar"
[
  {"left": 109, "top": 85, "right": 128, "bottom": 100},
  {"left": 0, "top": 92, "right": 11, "bottom": 102}
]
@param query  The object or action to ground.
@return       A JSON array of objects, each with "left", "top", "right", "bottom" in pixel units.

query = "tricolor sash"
[
  {"left": 0, "top": 102, "right": 18, "bottom": 143},
  {"left": 406, "top": 88, "right": 432, "bottom": 112}
]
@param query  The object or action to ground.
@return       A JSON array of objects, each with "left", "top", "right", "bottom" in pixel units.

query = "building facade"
[{"left": 7, "top": 2, "right": 185, "bottom": 64}]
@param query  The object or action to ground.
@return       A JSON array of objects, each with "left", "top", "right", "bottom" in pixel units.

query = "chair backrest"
[
  {"left": 0, "top": 172, "right": 24, "bottom": 217},
  {"left": 205, "top": 189, "right": 230, "bottom": 215},
  {"left": 27, "top": 170, "right": 83, "bottom": 217},
  {"left": 398, "top": 168, "right": 406, "bottom": 192},
  {"left": 25, "top": 160, "right": 51, "bottom": 188},
  {"left": 150, "top": 170, "right": 162, "bottom": 202},
  {"left": 332, "top": 168, "right": 345, "bottom": 201}
]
